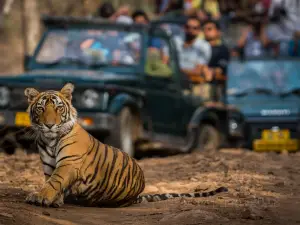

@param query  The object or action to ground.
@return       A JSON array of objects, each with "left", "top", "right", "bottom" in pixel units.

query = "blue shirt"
[{"left": 149, "top": 38, "right": 163, "bottom": 49}]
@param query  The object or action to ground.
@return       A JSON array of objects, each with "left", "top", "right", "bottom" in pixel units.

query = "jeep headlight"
[
  {"left": 81, "top": 89, "right": 100, "bottom": 109},
  {"left": 0, "top": 86, "right": 10, "bottom": 106},
  {"left": 229, "top": 119, "right": 243, "bottom": 137}
]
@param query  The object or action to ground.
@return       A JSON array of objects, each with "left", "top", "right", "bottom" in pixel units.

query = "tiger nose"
[{"left": 45, "top": 123, "right": 54, "bottom": 129}]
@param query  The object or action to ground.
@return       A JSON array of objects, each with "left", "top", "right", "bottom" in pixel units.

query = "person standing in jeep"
[
  {"left": 172, "top": 16, "right": 211, "bottom": 82},
  {"left": 168, "top": 16, "right": 212, "bottom": 99},
  {"left": 203, "top": 19, "right": 230, "bottom": 101}
]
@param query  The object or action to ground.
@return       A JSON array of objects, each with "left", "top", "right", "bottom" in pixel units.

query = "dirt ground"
[{"left": 1, "top": 149, "right": 300, "bottom": 225}]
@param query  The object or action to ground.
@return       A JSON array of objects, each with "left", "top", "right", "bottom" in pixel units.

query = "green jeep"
[{"left": 0, "top": 16, "right": 244, "bottom": 157}]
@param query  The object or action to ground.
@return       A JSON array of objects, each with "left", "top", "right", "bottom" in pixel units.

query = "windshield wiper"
[
  {"left": 279, "top": 88, "right": 300, "bottom": 97},
  {"left": 230, "top": 87, "right": 275, "bottom": 97}
]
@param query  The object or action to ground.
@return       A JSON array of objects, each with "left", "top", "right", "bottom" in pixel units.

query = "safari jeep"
[
  {"left": 0, "top": 16, "right": 244, "bottom": 156},
  {"left": 227, "top": 56, "right": 300, "bottom": 152}
]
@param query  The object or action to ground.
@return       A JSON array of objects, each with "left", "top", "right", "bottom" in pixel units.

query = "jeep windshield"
[
  {"left": 35, "top": 28, "right": 142, "bottom": 68},
  {"left": 158, "top": 22, "right": 185, "bottom": 40},
  {"left": 227, "top": 58, "right": 300, "bottom": 97}
]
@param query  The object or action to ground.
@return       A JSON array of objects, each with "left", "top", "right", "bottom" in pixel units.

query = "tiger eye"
[
  {"left": 36, "top": 107, "right": 44, "bottom": 114},
  {"left": 57, "top": 106, "right": 64, "bottom": 112}
]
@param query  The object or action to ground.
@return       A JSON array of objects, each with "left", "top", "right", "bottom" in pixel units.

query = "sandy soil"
[{"left": 1, "top": 148, "right": 300, "bottom": 225}]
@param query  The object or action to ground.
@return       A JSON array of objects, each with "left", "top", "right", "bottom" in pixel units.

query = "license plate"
[
  {"left": 253, "top": 129, "right": 298, "bottom": 152},
  {"left": 15, "top": 112, "right": 31, "bottom": 127}
]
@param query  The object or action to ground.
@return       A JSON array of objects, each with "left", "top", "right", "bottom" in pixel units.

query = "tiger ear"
[
  {"left": 24, "top": 88, "right": 40, "bottom": 104},
  {"left": 60, "top": 83, "right": 74, "bottom": 101}
]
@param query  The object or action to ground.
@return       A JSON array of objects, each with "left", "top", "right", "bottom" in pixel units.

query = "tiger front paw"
[
  {"left": 25, "top": 185, "right": 59, "bottom": 207},
  {"left": 26, "top": 191, "right": 64, "bottom": 208},
  {"left": 52, "top": 194, "right": 64, "bottom": 208},
  {"left": 25, "top": 191, "right": 53, "bottom": 207}
]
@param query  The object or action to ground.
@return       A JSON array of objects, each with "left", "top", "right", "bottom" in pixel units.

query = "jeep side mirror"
[{"left": 24, "top": 55, "right": 31, "bottom": 71}]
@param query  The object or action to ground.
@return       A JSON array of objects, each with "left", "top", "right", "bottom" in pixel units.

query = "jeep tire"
[
  {"left": 195, "top": 124, "right": 221, "bottom": 151},
  {"left": 1, "top": 137, "right": 17, "bottom": 155},
  {"left": 105, "top": 107, "right": 135, "bottom": 157}
]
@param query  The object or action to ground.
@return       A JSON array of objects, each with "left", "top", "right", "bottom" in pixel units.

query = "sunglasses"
[
  {"left": 204, "top": 26, "right": 214, "bottom": 31},
  {"left": 185, "top": 25, "right": 200, "bottom": 30}
]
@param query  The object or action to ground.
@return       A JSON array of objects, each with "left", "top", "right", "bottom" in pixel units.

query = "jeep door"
[{"left": 143, "top": 34, "right": 184, "bottom": 135}]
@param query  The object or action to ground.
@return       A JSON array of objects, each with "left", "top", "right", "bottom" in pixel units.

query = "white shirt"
[
  {"left": 268, "top": 0, "right": 300, "bottom": 40},
  {"left": 116, "top": 15, "right": 133, "bottom": 25},
  {"left": 174, "top": 37, "right": 212, "bottom": 70}
]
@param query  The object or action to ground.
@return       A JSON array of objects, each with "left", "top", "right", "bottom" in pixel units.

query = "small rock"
[
  {"left": 267, "top": 171, "right": 274, "bottom": 175},
  {"left": 186, "top": 199, "right": 199, "bottom": 205},
  {"left": 262, "top": 206, "right": 269, "bottom": 211},
  {"left": 275, "top": 181, "right": 285, "bottom": 187},
  {"left": 42, "top": 211, "right": 50, "bottom": 216},
  {"left": 179, "top": 197, "right": 188, "bottom": 204},
  {"left": 237, "top": 192, "right": 247, "bottom": 198},
  {"left": 0, "top": 212, "right": 13, "bottom": 218},
  {"left": 241, "top": 208, "right": 254, "bottom": 220},
  {"left": 241, "top": 207, "right": 264, "bottom": 220},
  {"left": 190, "top": 177, "right": 198, "bottom": 182},
  {"left": 194, "top": 184, "right": 210, "bottom": 192}
]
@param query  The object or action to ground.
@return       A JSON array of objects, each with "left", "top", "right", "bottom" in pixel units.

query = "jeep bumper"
[{"left": 0, "top": 111, "right": 117, "bottom": 136}]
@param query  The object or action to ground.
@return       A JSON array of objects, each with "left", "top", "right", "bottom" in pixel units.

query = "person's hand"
[
  {"left": 231, "top": 50, "right": 239, "bottom": 57},
  {"left": 203, "top": 67, "right": 214, "bottom": 82},
  {"left": 197, "top": 10, "right": 208, "bottom": 21}
]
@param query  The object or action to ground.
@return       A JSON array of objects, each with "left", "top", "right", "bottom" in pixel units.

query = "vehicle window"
[
  {"left": 35, "top": 29, "right": 142, "bottom": 67},
  {"left": 227, "top": 59, "right": 300, "bottom": 96},
  {"left": 145, "top": 37, "right": 173, "bottom": 78},
  {"left": 36, "top": 32, "right": 67, "bottom": 63}
]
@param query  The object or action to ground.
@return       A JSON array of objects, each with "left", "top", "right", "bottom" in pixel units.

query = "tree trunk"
[
  {"left": 21, "top": 0, "right": 40, "bottom": 56},
  {"left": 0, "top": 0, "right": 5, "bottom": 29}
]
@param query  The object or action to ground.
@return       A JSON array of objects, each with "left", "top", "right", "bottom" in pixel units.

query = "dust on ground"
[{"left": 1, "top": 149, "right": 300, "bottom": 225}]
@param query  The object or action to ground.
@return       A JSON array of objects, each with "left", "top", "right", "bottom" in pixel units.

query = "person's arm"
[
  {"left": 260, "top": 24, "right": 271, "bottom": 47},
  {"left": 237, "top": 26, "right": 250, "bottom": 48},
  {"left": 212, "top": 0, "right": 221, "bottom": 20},
  {"left": 159, "top": 0, "right": 170, "bottom": 15},
  {"left": 109, "top": 5, "right": 130, "bottom": 21},
  {"left": 182, "top": 64, "right": 205, "bottom": 83},
  {"left": 185, "top": 0, "right": 201, "bottom": 16},
  {"left": 159, "top": 51, "right": 203, "bottom": 80},
  {"left": 214, "top": 46, "right": 230, "bottom": 81},
  {"left": 268, "top": 0, "right": 279, "bottom": 18},
  {"left": 185, "top": 40, "right": 212, "bottom": 83}
]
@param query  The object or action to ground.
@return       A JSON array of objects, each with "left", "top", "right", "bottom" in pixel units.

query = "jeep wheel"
[
  {"left": 1, "top": 138, "right": 17, "bottom": 155},
  {"left": 195, "top": 124, "right": 221, "bottom": 151},
  {"left": 105, "top": 107, "right": 135, "bottom": 157}
]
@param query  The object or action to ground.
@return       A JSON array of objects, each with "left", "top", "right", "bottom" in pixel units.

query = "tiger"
[{"left": 24, "top": 83, "right": 228, "bottom": 208}]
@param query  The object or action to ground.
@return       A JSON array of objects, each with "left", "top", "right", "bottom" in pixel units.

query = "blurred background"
[
  {"left": 2, "top": 0, "right": 295, "bottom": 74},
  {"left": 0, "top": 0, "right": 155, "bottom": 74}
]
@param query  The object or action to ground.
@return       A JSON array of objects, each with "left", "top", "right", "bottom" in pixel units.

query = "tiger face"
[{"left": 24, "top": 83, "right": 77, "bottom": 139}]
